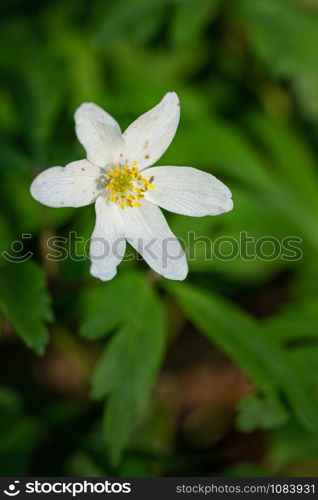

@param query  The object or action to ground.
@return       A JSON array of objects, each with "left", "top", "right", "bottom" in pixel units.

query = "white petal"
[
  {"left": 30, "top": 160, "right": 103, "bottom": 208},
  {"left": 143, "top": 166, "right": 233, "bottom": 216},
  {"left": 75, "top": 102, "right": 124, "bottom": 168},
  {"left": 90, "top": 197, "right": 126, "bottom": 281},
  {"left": 122, "top": 92, "right": 180, "bottom": 170},
  {"left": 122, "top": 200, "right": 188, "bottom": 280}
]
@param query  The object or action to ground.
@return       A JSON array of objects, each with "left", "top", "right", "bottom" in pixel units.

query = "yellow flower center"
[{"left": 105, "top": 162, "right": 155, "bottom": 209}]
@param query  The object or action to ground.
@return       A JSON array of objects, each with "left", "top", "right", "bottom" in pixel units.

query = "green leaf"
[
  {"left": 288, "top": 344, "right": 318, "bottom": 389},
  {"left": 236, "top": 0, "right": 318, "bottom": 118},
  {"left": 166, "top": 282, "right": 318, "bottom": 432},
  {"left": 246, "top": 112, "right": 318, "bottom": 211},
  {"left": 263, "top": 298, "right": 318, "bottom": 344},
  {"left": 0, "top": 262, "right": 53, "bottom": 354},
  {"left": 80, "top": 270, "right": 150, "bottom": 340},
  {"left": 102, "top": 306, "right": 165, "bottom": 464},
  {"left": 236, "top": 393, "right": 289, "bottom": 432},
  {"left": 0, "top": 387, "right": 38, "bottom": 476},
  {"left": 90, "top": 271, "right": 166, "bottom": 465}
]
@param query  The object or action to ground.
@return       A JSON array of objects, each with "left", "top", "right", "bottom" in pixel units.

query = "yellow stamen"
[{"left": 105, "top": 161, "right": 155, "bottom": 209}]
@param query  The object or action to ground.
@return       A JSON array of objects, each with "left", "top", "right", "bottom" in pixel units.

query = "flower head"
[{"left": 30, "top": 92, "right": 233, "bottom": 281}]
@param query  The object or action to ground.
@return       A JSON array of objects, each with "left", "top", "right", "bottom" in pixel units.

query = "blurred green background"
[{"left": 1, "top": 0, "right": 318, "bottom": 477}]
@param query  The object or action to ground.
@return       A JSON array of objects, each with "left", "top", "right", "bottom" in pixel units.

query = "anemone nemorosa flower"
[{"left": 30, "top": 92, "right": 233, "bottom": 281}]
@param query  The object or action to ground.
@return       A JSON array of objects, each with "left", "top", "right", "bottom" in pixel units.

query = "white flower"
[{"left": 30, "top": 92, "right": 233, "bottom": 281}]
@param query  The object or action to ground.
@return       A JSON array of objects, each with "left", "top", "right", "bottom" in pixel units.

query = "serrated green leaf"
[
  {"left": 103, "top": 302, "right": 165, "bottom": 465},
  {"left": 0, "top": 262, "right": 53, "bottom": 354},
  {"left": 91, "top": 272, "right": 166, "bottom": 465}
]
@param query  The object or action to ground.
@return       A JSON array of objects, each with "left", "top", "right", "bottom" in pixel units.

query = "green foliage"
[
  {"left": 263, "top": 298, "right": 318, "bottom": 343},
  {"left": 80, "top": 271, "right": 149, "bottom": 340},
  {"left": 1, "top": 0, "right": 318, "bottom": 477},
  {"left": 83, "top": 271, "right": 166, "bottom": 465},
  {"left": 235, "top": 0, "right": 318, "bottom": 118},
  {"left": 0, "top": 262, "right": 53, "bottom": 354},
  {"left": 236, "top": 394, "right": 289, "bottom": 432},
  {"left": 166, "top": 281, "right": 318, "bottom": 432},
  {"left": 170, "top": 0, "right": 220, "bottom": 46},
  {"left": 0, "top": 387, "right": 38, "bottom": 476}
]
